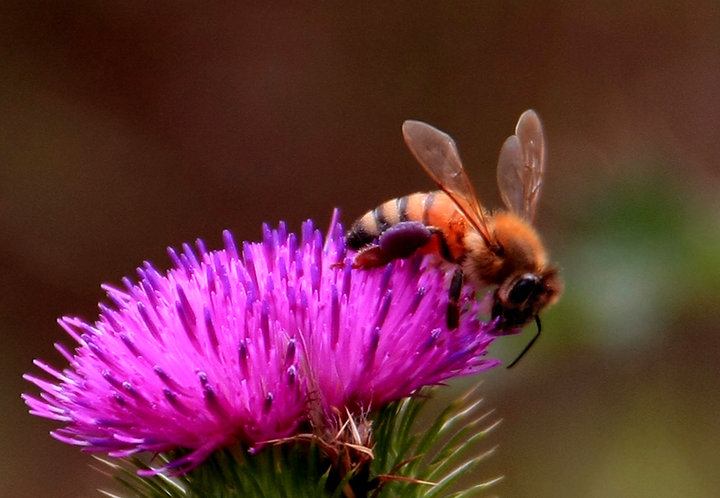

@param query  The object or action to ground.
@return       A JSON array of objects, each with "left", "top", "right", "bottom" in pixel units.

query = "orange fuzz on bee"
[{"left": 347, "top": 110, "right": 563, "bottom": 367}]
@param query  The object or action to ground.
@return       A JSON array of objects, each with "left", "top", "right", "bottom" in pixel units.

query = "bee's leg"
[
  {"left": 353, "top": 222, "right": 433, "bottom": 268},
  {"left": 426, "top": 227, "right": 453, "bottom": 262},
  {"left": 352, "top": 244, "right": 393, "bottom": 268},
  {"left": 378, "top": 221, "right": 433, "bottom": 258},
  {"left": 447, "top": 268, "right": 463, "bottom": 329}
]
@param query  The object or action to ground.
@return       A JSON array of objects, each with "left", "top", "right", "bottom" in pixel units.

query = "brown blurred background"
[{"left": 3, "top": 2, "right": 720, "bottom": 497}]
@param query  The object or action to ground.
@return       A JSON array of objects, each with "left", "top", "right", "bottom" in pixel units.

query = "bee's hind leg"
[
  {"left": 351, "top": 244, "right": 393, "bottom": 268},
  {"left": 378, "top": 221, "right": 434, "bottom": 258},
  {"left": 352, "top": 221, "right": 435, "bottom": 269}
]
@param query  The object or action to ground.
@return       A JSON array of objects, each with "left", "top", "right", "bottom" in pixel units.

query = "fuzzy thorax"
[{"left": 462, "top": 211, "right": 548, "bottom": 287}]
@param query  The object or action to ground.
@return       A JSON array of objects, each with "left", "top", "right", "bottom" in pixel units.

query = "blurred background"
[{"left": 2, "top": 2, "right": 720, "bottom": 497}]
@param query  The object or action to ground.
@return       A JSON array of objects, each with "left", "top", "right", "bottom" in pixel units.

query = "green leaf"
[
  {"left": 99, "top": 385, "right": 500, "bottom": 497},
  {"left": 369, "top": 385, "right": 500, "bottom": 497}
]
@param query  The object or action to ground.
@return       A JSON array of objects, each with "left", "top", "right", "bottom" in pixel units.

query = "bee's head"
[{"left": 492, "top": 268, "right": 562, "bottom": 330}]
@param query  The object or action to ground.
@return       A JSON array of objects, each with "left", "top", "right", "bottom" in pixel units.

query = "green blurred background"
[{"left": 2, "top": 2, "right": 720, "bottom": 497}]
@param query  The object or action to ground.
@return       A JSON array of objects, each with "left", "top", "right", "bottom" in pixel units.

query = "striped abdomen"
[{"left": 347, "top": 191, "right": 468, "bottom": 263}]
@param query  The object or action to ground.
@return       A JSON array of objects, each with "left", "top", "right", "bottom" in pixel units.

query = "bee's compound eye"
[{"left": 508, "top": 274, "right": 540, "bottom": 304}]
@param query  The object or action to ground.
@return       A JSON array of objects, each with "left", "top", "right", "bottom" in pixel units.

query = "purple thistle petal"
[{"left": 23, "top": 208, "right": 500, "bottom": 474}]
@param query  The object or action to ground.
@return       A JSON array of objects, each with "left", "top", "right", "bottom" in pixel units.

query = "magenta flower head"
[{"left": 23, "top": 209, "right": 500, "bottom": 479}]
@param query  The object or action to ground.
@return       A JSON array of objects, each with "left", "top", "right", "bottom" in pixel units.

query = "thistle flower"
[{"left": 23, "top": 209, "right": 500, "bottom": 480}]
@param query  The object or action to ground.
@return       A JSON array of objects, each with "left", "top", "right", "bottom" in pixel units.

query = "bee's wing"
[
  {"left": 402, "top": 120, "right": 494, "bottom": 245},
  {"left": 496, "top": 109, "right": 546, "bottom": 221}
]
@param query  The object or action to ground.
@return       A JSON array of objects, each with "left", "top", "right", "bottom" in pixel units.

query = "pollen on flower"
[{"left": 23, "top": 209, "right": 500, "bottom": 475}]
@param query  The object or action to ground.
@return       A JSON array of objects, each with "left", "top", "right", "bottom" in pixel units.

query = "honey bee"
[{"left": 348, "top": 110, "right": 562, "bottom": 367}]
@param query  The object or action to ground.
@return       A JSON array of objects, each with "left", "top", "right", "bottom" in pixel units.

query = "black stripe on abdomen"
[
  {"left": 422, "top": 191, "right": 435, "bottom": 225},
  {"left": 373, "top": 203, "right": 390, "bottom": 233},
  {"left": 397, "top": 196, "right": 409, "bottom": 222},
  {"left": 347, "top": 220, "right": 375, "bottom": 249}
]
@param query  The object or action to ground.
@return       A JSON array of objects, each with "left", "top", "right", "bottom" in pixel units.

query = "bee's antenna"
[{"left": 506, "top": 315, "right": 542, "bottom": 369}]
